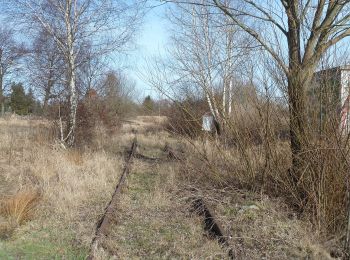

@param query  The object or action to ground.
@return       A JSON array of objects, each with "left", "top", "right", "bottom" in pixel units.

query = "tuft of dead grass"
[
  {"left": 0, "top": 189, "right": 41, "bottom": 239},
  {"left": 0, "top": 189, "right": 41, "bottom": 225}
]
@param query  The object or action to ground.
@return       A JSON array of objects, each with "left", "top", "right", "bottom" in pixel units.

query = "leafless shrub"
[
  {"left": 165, "top": 99, "right": 208, "bottom": 138},
  {"left": 177, "top": 88, "right": 350, "bottom": 244}
]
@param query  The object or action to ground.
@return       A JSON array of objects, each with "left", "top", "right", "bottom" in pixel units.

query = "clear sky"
[{"left": 127, "top": 3, "right": 169, "bottom": 101}]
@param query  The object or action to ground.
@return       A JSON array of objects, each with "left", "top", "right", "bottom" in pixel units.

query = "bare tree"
[
  {"left": 162, "top": 0, "right": 350, "bottom": 194},
  {"left": 0, "top": 27, "right": 26, "bottom": 115},
  {"left": 76, "top": 44, "right": 108, "bottom": 97},
  {"left": 207, "top": 0, "right": 350, "bottom": 194},
  {"left": 101, "top": 70, "right": 137, "bottom": 102},
  {"left": 5, "top": 0, "right": 143, "bottom": 146},
  {"left": 163, "top": 1, "right": 251, "bottom": 129},
  {"left": 26, "top": 30, "right": 64, "bottom": 113}
]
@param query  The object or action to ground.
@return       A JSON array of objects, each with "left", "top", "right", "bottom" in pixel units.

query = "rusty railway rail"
[
  {"left": 87, "top": 138, "right": 233, "bottom": 259},
  {"left": 191, "top": 198, "right": 234, "bottom": 259},
  {"left": 87, "top": 138, "right": 137, "bottom": 260},
  {"left": 160, "top": 144, "right": 234, "bottom": 259},
  {"left": 134, "top": 144, "right": 182, "bottom": 163}
]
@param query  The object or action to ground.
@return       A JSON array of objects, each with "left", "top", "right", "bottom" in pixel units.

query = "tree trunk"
[
  {"left": 287, "top": 69, "right": 312, "bottom": 203},
  {"left": 0, "top": 49, "right": 4, "bottom": 116},
  {"left": 43, "top": 93, "right": 49, "bottom": 114},
  {"left": 0, "top": 74, "right": 4, "bottom": 117},
  {"left": 222, "top": 78, "right": 226, "bottom": 114},
  {"left": 43, "top": 64, "right": 55, "bottom": 115},
  {"left": 228, "top": 79, "right": 233, "bottom": 115},
  {"left": 206, "top": 92, "right": 216, "bottom": 119},
  {"left": 65, "top": 0, "right": 78, "bottom": 147},
  {"left": 285, "top": 8, "right": 311, "bottom": 202},
  {"left": 66, "top": 55, "right": 77, "bottom": 147},
  {"left": 43, "top": 87, "right": 51, "bottom": 115}
]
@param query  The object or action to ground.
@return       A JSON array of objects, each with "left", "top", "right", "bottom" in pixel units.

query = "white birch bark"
[
  {"left": 224, "top": 11, "right": 234, "bottom": 118},
  {"left": 222, "top": 78, "right": 226, "bottom": 114},
  {"left": 228, "top": 79, "right": 233, "bottom": 115},
  {"left": 12, "top": 0, "right": 142, "bottom": 146},
  {"left": 65, "top": 0, "right": 78, "bottom": 146},
  {"left": 0, "top": 49, "right": 3, "bottom": 116},
  {"left": 191, "top": 5, "right": 219, "bottom": 121},
  {"left": 202, "top": 2, "right": 220, "bottom": 121}
]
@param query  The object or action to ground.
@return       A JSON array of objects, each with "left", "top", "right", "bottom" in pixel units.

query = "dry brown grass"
[
  {"left": 65, "top": 149, "right": 84, "bottom": 165},
  {"left": 102, "top": 156, "right": 225, "bottom": 258},
  {"left": 0, "top": 116, "right": 125, "bottom": 257},
  {"left": 137, "top": 115, "right": 168, "bottom": 124},
  {"left": 175, "top": 137, "right": 338, "bottom": 259},
  {"left": 0, "top": 115, "right": 337, "bottom": 258},
  {"left": 0, "top": 189, "right": 41, "bottom": 240},
  {"left": 174, "top": 105, "right": 348, "bottom": 256},
  {"left": 0, "top": 189, "right": 41, "bottom": 225},
  {"left": 180, "top": 184, "right": 333, "bottom": 259},
  {"left": 121, "top": 116, "right": 168, "bottom": 136}
]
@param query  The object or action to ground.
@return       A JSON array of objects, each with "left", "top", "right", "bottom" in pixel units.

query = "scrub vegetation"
[{"left": 2, "top": 0, "right": 350, "bottom": 259}]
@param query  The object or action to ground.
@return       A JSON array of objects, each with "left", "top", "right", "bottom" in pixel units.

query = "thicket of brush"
[
  {"left": 165, "top": 99, "right": 208, "bottom": 137},
  {"left": 166, "top": 86, "right": 349, "bottom": 248},
  {"left": 47, "top": 92, "right": 139, "bottom": 147}
]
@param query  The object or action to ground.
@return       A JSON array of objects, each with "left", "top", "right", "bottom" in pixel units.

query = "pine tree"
[
  {"left": 10, "top": 83, "right": 28, "bottom": 115},
  {"left": 26, "top": 88, "right": 36, "bottom": 114},
  {"left": 142, "top": 95, "right": 154, "bottom": 114}
]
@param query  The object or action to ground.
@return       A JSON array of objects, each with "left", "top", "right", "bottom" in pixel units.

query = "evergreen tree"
[
  {"left": 26, "top": 87, "right": 36, "bottom": 114},
  {"left": 142, "top": 95, "right": 154, "bottom": 114},
  {"left": 10, "top": 83, "right": 28, "bottom": 115}
]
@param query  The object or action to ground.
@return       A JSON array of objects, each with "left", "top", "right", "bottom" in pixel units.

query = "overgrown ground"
[
  {"left": 0, "top": 115, "right": 334, "bottom": 259},
  {"left": 0, "top": 116, "right": 123, "bottom": 259}
]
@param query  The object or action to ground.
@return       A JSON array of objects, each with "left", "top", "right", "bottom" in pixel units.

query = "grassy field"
[
  {"left": 0, "top": 116, "right": 123, "bottom": 258},
  {"left": 0, "top": 115, "right": 334, "bottom": 259}
]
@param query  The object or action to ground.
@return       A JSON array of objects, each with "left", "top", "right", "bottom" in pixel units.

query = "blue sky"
[
  {"left": 0, "top": 2, "right": 170, "bottom": 101},
  {"left": 127, "top": 3, "right": 169, "bottom": 101}
]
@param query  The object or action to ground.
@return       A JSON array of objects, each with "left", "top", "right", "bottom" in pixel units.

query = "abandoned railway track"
[
  {"left": 88, "top": 137, "right": 138, "bottom": 259},
  {"left": 87, "top": 133, "right": 233, "bottom": 259},
  {"left": 191, "top": 197, "right": 234, "bottom": 259}
]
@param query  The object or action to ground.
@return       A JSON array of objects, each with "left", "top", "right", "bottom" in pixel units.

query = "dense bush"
[
  {"left": 172, "top": 90, "right": 349, "bottom": 241},
  {"left": 165, "top": 98, "right": 208, "bottom": 138},
  {"left": 75, "top": 94, "right": 121, "bottom": 146}
]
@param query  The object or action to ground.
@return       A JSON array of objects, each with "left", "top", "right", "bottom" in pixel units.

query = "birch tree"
[
  {"left": 166, "top": 2, "right": 249, "bottom": 128},
  {"left": 6, "top": 0, "right": 143, "bottom": 146}
]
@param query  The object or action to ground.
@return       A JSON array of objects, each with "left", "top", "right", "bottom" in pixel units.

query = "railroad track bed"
[
  {"left": 87, "top": 120, "right": 325, "bottom": 259},
  {"left": 0, "top": 117, "right": 331, "bottom": 259},
  {"left": 88, "top": 133, "right": 230, "bottom": 259}
]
